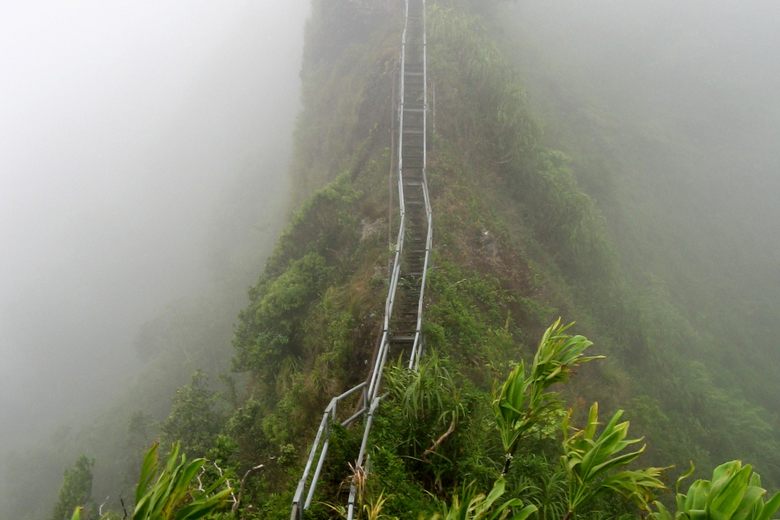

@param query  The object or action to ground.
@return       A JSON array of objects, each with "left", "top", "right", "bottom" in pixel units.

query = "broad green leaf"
[
  {"left": 708, "top": 464, "right": 752, "bottom": 520},
  {"left": 732, "top": 485, "right": 766, "bottom": 520},
  {"left": 136, "top": 442, "right": 160, "bottom": 504},
  {"left": 509, "top": 505, "right": 538, "bottom": 520},
  {"left": 756, "top": 491, "right": 780, "bottom": 520},
  {"left": 686, "top": 480, "right": 712, "bottom": 511},
  {"left": 650, "top": 500, "right": 672, "bottom": 520}
]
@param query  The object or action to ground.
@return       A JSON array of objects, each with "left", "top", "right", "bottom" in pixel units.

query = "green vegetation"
[
  {"left": 423, "top": 0, "right": 780, "bottom": 484},
  {"left": 651, "top": 461, "right": 780, "bottom": 520},
  {"left": 493, "top": 320, "right": 602, "bottom": 474},
  {"left": 161, "top": 371, "right": 224, "bottom": 457},
  {"left": 66, "top": 442, "right": 233, "bottom": 520},
  {"left": 35, "top": 0, "right": 780, "bottom": 518},
  {"left": 56, "top": 322, "right": 779, "bottom": 519},
  {"left": 51, "top": 456, "right": 95, "bottom": 520},
  {"left": 560, "top": 403, "right": 665, "bottom": 516},
  {"left": 349, "top": 322, "right": 665, "bottom": 518},
  {"left": 131, "top": 442, "right": 232, "bottom": 520},
  {"left": 431, "top": 479, "right": 537, "bottom": 520}
]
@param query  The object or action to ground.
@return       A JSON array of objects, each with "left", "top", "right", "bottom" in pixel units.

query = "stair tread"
[{"left": 390, "top": 335, "right": 416, "bottom": 342}]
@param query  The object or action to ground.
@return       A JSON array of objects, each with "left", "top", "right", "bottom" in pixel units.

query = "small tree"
[
  {"left": 51, "top": 456, "right": 95, "bottom": 520},
  {"left": 161, "top": 371, "right": 222, "bottom": 456},
  {"left": 491, "top": 320, "right": 665, "bottom": 517}
]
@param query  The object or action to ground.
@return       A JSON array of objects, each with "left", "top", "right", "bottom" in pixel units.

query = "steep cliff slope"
[{"left": 224, "top": 0, "right": 779, "bottom": 517}]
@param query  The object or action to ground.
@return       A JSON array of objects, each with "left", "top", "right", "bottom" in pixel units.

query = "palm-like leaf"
[
  {"left": 493, "top": 361, "right": 531, "bottom": 455},
  {"left": 650, "top": 460, "right": 780, "bottom": 520},
  {"left": 133, "top": 442, "right": 233, "bottom": 520},
  {"left": 492, "top": 320, "right": 602, "bottom": 470},
  {"left": 530, "top": 319, "right": 602, "bottom": 389},
  {"left": 562, "top": 402, "right": 666, "bottom": 514},
  {"left": 432, "top": 479, "right": 538, "bottom": 520}
]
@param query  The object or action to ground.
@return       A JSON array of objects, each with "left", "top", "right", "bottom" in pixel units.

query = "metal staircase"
[
  {"left": 290, "top": 1, "right": 430, "bottom": 517},
  {"left": 392, "top": 0, "right": 430, "bottom": 371}
]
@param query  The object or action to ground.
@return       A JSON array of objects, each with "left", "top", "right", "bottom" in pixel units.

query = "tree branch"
[
  {"left": 422, "top": 418, "right": 457, "bottom": 461},
  {"left": 232, "top": 464, "right": 266, "bottom": 514}
]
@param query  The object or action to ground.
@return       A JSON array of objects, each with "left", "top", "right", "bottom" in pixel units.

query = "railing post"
[{"left": 304, "top": 416, "right": 330, "bottom": 509}]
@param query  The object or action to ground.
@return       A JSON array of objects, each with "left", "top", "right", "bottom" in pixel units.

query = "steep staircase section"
[
  {"left": 290, "top": 1, "right": 430, "bottom": 518},
  {"left": 391, "top": 0, "right": 429, "bottom": 369}
]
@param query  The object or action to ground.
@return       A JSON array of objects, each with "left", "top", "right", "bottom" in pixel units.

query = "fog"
[
  {"left": 0, "top": 0, "right": 308, "bottom": 462},
  {"left": 500, "top": 0, "right": 780, "bottom": 407},
  {"left": 503, "top": 0, "right": 780, "bottom": 272}
]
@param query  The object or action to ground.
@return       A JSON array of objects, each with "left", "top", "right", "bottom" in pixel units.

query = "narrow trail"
[{"left": 290, "top": 0, "right": 430, "bottom": 518}]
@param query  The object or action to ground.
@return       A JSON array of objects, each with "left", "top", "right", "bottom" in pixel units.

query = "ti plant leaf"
[
  {"left": 492, "top": 319, "right": 603, "bottom": 473},
  {"left": 650, "top": 460, "right": 780, "bottom": 520},
  {"left": 562, "top": 402, "right": 666, "bottom": 516},
  {"left": 133, "top": 442, "right": 233, "bottom": 520},
  {"left": 432, "top": 478, "right": 538, "bottom": 520}
]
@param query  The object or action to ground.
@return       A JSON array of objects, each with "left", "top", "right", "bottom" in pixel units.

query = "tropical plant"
[
  {"left": 51, "top": 456, "right": 95, "bottom": 520},
  {"left": 132, "top": 442, "right": 233, "bottom": 520},
  {"left": 493, "top": 319, "right": 603, "bottom": 473},
  {"left": 363, "top": 491, "right": 395, "bottom": 520},
  {"left": 650, "top": 460, "right": 780, "bottom": 520},
  {"left": 431, "top": 478, "right": 537, "bottom": 520},
  {"left": 517, "top": 459, "right": 567, "bottom": 520},
  {"left": 561, "top": 402, "right": 666, "bottom": 518},
  {"left": 386, "top": 352, "right": 465, "bottom": 457},
  {"left": 535, "top": 470, "right": 567, "bottom": 520},
  {"left": 321, "top": 489, "right": 395, "bottom": 520}
]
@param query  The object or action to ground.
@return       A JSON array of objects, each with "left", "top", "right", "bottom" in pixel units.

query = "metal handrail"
[
  {"left": 290, "top": 382, "right": 368, "bottom": 517},
  {"left": 346, "top": 395, "right": 382, "bottom": 520},
  {"left": 348, "top": 0, "right": 428, "bottom": 512},
  {"left": 291, "top": 1, "right": 428, "bottom": 517}
]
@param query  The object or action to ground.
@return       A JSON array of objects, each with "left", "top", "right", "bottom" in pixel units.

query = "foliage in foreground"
[
  {"left": 60, "top": 321, "right": 780, "bottom": 520},
  {"left": 370, "top": 321, "right": 779, "bottom": 519},
  {"left": 132, "top": 442, "right": 233, "bottom": 520},
  {"left": 561, "top": 403, "right": 665, "bottom": 516},
  {"left": 68, "top": 442, "right": 233, "bottom": 520},
  {"left": 493, "top": 319, "right": 603, "bottom": 474},
  {"left": 650, "top": 461, "right": 780, "bottom": 520},
  {"left": 431, "top": 478, "right": 537, "bottom": 520}
]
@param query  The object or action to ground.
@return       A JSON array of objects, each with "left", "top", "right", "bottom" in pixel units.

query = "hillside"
[
  {"left": 222, "top": 0, "right": 780, "bottom": 515},
  {"left": 38, "top": 1, "right": 780, "bottom": 518}
]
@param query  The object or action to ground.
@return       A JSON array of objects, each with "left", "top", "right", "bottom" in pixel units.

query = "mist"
[
  {"left": 502, "top": 0, "right": 780, "bottom": 274},
  {"left": 499, "top": 0, "right": 780, "bottom": 407},
  {"left": 0, "top": 0, "right": 308, "bottom": 466}
]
